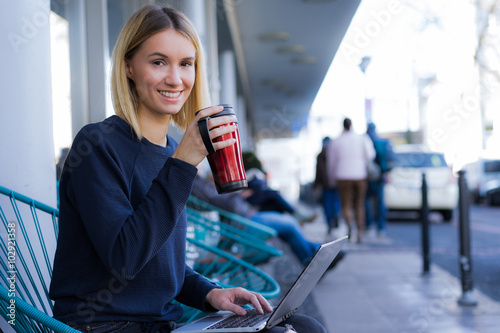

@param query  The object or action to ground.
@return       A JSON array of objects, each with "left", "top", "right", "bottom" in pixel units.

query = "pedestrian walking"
[
  {"left": 314, "top": 137, "right": 341, "bottom": 235},
  {"left": 365, "top": 122, "right": 395, "bottom": 237},
  {"left": 327, "top": 118, "right": 375, "bottom": 243}
]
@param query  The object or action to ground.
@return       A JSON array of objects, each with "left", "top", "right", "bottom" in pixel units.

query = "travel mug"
[{"left": 197, "top": 104, "right": 248, "bottom": 194}]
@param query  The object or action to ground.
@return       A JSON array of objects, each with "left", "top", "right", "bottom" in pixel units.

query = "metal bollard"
[
  {"left": 421, "top": 173, "right": 430, "bottom": 275},
  {"left": 457, "top": 170, "right": 478, "bottom": 306}
]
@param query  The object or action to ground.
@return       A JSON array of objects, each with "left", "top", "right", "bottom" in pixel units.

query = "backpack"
[{"left": 373, "top": 139, "right": 395, "bottom": 172}]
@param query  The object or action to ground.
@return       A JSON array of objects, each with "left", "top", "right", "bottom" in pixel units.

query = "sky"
[{"left": 308, "top": 0, "right": 495, "bottom": 172}]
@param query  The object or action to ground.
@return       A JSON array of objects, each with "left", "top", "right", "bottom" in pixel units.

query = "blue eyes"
[{"left": 152, "top": 60, "right": 193, "bottom": 68}]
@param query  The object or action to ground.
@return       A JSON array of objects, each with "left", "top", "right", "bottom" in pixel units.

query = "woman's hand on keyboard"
[{"left": 205, "top": 287, "right": 273, "bottom": 316}]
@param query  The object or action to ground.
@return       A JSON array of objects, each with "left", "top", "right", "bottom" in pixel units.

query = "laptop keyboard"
[{"left": 206, "top": 309, "right": 272, "bottom": 329}]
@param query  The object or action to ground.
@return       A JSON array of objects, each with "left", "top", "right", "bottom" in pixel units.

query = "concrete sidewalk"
[{"left": 298, "top": 214, "right": 500, "bottom": 333}]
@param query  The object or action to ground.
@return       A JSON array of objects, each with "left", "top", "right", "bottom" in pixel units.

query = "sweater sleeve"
[
  {"left": 176, "top": 265, "right": 221, "bottom": 312},
  {"left": 64, "top": 129, "right": 197, "bottom": 279}
]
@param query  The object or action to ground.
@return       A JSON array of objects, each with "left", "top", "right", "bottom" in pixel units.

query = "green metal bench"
[
  {"left": 187, "top": 195, "right": 277, "bottom": 241},
  {"left": 187, "top": 208, "right": 282, "bottom": 265}
]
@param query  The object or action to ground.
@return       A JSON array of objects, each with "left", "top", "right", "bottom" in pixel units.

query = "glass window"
[
  {"left": 395, "top": 153, "right": 447, "bottom": 168},
  {"left": 50, "top": 12, "right": 72, "bottom": 164},
  {"left": 484, "top": 160, "right": 500, "bottom": 173}
]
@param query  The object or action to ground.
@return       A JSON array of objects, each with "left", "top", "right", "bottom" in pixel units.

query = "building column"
[
  {"left": 0, "top": 0, "right": 56, "bottom": 204},
  {"left": 205, "top": 0, "right": 221, "bottom": 106},
  {"left": 67, "top": 0, "right": 110, "bottom": 138},
  {"left": 219, "top": 50, "right": 238, "bottom": 110},
  {"left": 1, "top": 3, "right": 56, "bottom": 330},
  {"left": 237, "top": 96, "right": 252, "bottom": 151},
  {"left": 220, "top": 50, "right": 250, "bottom": 150}
]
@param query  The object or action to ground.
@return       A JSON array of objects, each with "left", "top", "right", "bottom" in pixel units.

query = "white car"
[
  {"left": 462, "top": 158, "right": 500, "bottom": 204},
  {"left": 384, "top": 145, "right": 458, "bottom": 222}
]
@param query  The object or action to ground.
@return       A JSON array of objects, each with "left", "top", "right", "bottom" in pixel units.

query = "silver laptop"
[{"left": 173, "top": 236, "right": 348, "bottom": 333}]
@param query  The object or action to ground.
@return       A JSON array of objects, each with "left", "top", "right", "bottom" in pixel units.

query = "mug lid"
[
  {"left": 217, "top": 104, "right": 235, "bottom": 117},
  {"left": 195, "top": 104, "right": 235, "bottom": 117}
]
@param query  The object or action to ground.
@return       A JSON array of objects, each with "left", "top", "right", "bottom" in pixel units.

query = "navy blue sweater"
[{"left": 49, "top": 115, "right": 218, "bottom": 325}]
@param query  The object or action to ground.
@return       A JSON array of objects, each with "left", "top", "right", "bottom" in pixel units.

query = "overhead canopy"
[{"left": 219, "top": 0, "right": 361, "bottom": 139}]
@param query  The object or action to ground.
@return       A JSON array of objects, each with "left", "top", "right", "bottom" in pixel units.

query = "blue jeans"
[
  {"left": 365, "top": 178, "right": 387, "bottom": 232},
  {"left": 70, "top": 321, "right": 175, "bottom": 332},
  {"left": 70, "top": 314, "right": 326, "bottom": 332},
  {"left": 250, "top": 211, "right": 320, "bottom": 265},
  {"left": 321, "top": 188, "right": 340, "bottom": 229}
]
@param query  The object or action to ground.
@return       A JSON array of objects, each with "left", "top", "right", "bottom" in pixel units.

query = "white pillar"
[
  {"left": 0, "top": 0, "right": 56, "bottom": 205},
  {"left": 205, "top": 0, "right": 221, "bottom": 105},
  {"left": 67, "top": 0, "right": 88, "bottom": 139},
  {"left": 67, "top": 0, "right": 110, "bottom": 138},
  {"left": 220, "top": 51, "right": 251, "bottom": 148},
  {"left": 219, "top": 50, "right": 238, "bottom": 108},
  {"left": 86, "top": 0, "right": 111, "bottom": 122},
  {"left": 237, "top": 96, "right": 252, "bottom": 151},
  {"left": 1, "top": 3, "right": 56, "bottom": 330}
]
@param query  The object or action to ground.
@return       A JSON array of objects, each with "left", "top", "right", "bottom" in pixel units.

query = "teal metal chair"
[
  {"left": 186, "top": 238, "right": 280, "bottom": 298},
  {"left": 177, "top": 237, "right": 281, "bottom": 323},
  {"left": 0, "top": 185, "right": 79, "bottom": 333},
  {"left": 187, "top": 208, "right": 282, "bottom": 265},
  {"left": 187, "top": 196, "right": 277, "bottom": 241}
]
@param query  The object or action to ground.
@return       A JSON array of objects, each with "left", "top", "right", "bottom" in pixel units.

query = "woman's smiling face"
[{"left": 126, "top": 29, "right": 196, "bottom": 119}]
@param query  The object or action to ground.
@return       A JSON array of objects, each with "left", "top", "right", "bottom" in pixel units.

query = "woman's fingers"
[
  {"left": 206, "top": 115, "right": 236, "bottom": 130},
  {"left": 209, "top": 123, "right": 237, "bottom": 139},
  {"left": 195, "top": 105, "right": 224, "bottom": 120},
  {"left": 205, "top": 288, "right": 273, "bottom": 316},
  {"left": 172, "top": 105, "right": 238, "bottom": 166}
]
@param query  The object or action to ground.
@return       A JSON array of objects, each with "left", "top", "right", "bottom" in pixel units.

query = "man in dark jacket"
[{"left": 314, "top": 137, "right": 341, "bottom": 234}]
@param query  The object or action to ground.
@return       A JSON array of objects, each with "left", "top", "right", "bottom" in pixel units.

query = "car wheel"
[
  {"left": 486, "top": 191, "right": 500, "bottom": 206},
  {"left": 440, "top": 210, "right": 453, "bottom": 222},
  {"left": 472, "top": 191, "right": 482, "bottom": 204}
]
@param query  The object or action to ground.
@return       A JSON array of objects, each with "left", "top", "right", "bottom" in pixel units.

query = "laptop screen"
[{"left": 266, "top": 236, "right": 347, "bottom": 328}]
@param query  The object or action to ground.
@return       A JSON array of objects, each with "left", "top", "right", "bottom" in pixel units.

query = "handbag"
[{"left": 367, "top": 160, "right": 381, "bottom": 181}]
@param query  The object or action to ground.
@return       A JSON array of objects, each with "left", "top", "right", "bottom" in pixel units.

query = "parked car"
[
  {"left": 462, "top": 158, "right": 500, "bottom": 204},
  {"left": 384, "top": 145, "right": 458, "bottom": 222},
  {"left": 485, "top": 185, "right": 500, "bottom": 206}
]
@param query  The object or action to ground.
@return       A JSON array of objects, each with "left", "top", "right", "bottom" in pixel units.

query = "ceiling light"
[
  {"left": 302, "top": 0, "right": 338, "bottom": 3},
  {"left": 273, "top": 84, "right": 289, "bottom": 93},
  {"left": 258, "top": 32, "right": 290, "bottom": 42},
  {"left": 291, "top": 56, "right": 317, "bottom": 65},
  {"left": 263, "top": 104, "right": 281, "bottom": 110},
  {"left": 261, "top": 77, "right": 284, "bottom": 86},
  {"left": 276, "top": 45, "right": 305, "bottom": 54}
]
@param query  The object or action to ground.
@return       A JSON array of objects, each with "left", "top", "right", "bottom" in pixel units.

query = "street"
[
  {"left": 260, "top": 201, "right": 500, "bottom": 332},
  {"left": 385, "top": 204, "right": 500, "bottom": 303}
]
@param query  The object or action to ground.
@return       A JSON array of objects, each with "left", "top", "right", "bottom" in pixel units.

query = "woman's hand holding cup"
[{"left": 172, "top": 105, "right": 236, "bottom": 167}]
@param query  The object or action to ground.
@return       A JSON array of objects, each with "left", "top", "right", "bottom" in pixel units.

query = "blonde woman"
[{"left": 49, "top": 5, "right": 325, "bottom": 333}]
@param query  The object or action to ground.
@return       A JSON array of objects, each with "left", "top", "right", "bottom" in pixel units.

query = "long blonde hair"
[{"left": 111, "top": 5, "right": 210, "bottom": 138}]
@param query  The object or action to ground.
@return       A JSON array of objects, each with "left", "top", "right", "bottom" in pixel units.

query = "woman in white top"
[{"left": 327, "top": 118, "right": 375, "bottom": 242}]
